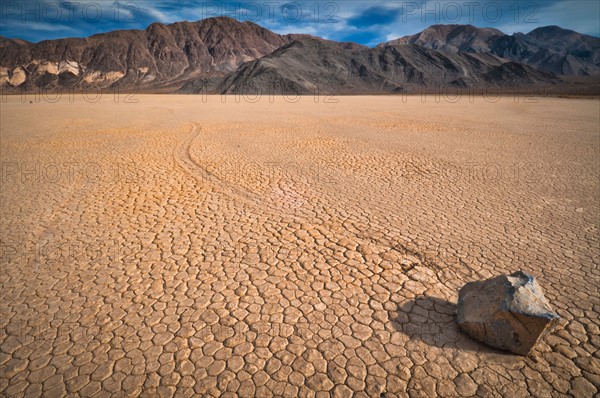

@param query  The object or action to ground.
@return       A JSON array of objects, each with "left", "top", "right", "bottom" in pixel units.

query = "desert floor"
[{"left": 1, "top": 94, "right": 599, "bottom": 397}]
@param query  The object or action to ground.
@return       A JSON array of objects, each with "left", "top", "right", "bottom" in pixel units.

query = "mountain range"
[
  {"left": 1, "top": 17, "right": 598, "bottom": 94},
  {"left": 380, "top": 24, "right": 600, "bottom": 76}
]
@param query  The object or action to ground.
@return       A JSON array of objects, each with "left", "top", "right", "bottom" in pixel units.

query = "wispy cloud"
[{"left": 1, "top": 0, "right": 597, "bottom": 45}]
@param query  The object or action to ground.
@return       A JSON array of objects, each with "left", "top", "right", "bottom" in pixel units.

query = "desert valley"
[{"left": 1, "top": 5, "right": 599, "bottom": 398}]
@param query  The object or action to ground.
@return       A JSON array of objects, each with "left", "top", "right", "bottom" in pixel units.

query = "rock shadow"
[{"left": 393, "top": 295, "right": 511, "bottom": 355}]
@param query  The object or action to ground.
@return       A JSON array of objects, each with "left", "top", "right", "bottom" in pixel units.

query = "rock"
[{"left": 457, "top": 271, "right": 559, "bottom": 355}]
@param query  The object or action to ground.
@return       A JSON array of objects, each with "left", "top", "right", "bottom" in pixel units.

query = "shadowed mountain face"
[
  {"left": 0, "top": 18, "right": 597, "bottom": 93},
  {"left": 491, "top": 26, "right": 600, "bottom": 76},
  {"left": 215, "top": 37, "right": 558, "bottom": 95},
  {"left": 378, "top": 25, "right": 600, "bottom": 76}
]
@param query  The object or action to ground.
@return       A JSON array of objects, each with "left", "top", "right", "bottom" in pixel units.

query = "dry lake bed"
[{"left": 1, "top": 95, "right": 599, "bottom": 397}]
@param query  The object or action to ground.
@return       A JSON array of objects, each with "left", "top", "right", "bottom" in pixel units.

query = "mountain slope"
[
  {"left": 0, "top": 20, "right": 592, "bottom": 93},
  {"left": 378, "top": 24, "right": 504, "bottom": 53},
  {"left": 379, "top": 25, "right": 600, "bottom": 76},
  {"left": 217, "top": 37, "right": 559, "bottom": 95},
  {"left": 491, "top": 26, "right": 600, "bottom": 76},
  {"left": 0, "top": 17, "right": 296, "bottom": 90}
]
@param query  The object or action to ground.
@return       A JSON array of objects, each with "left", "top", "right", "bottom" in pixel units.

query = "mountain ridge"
[
  {"left": 0, "top": 17, "right": 300, "bottom": 90},
  {"left": 1, "top": 18, "right": 597, "bottom": 94},
  {"left": 378, "top": 24, "right": 600, "bottom": 76},
  {"left": 213, "top": 36, "right": 559, "bottom": 95}
]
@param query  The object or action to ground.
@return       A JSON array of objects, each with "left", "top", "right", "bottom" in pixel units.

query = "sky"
[{"left": 1, "top": 0, "right": 599, "bottom": 47}]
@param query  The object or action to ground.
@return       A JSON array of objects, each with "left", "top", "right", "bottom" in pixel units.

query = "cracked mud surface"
[{"left": 1, "top": 96, "right": 599, "bottom": 397}]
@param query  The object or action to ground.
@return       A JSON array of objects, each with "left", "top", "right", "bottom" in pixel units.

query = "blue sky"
[{"left": 1, "top": 1, "right": 599, "bottom": 46}]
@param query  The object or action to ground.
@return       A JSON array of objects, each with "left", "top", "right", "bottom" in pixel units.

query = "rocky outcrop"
[{"left": 457, "top": 271, "right": 559, "bottom": 355}]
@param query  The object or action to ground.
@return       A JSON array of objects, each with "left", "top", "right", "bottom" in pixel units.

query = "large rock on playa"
[{"left": 457, "top": 271, "right": 559, "bottom": 355}]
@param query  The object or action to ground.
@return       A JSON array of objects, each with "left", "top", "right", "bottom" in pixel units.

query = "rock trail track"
[{"left": 0, "top": 96, "right": 598, "bottom": 397}]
